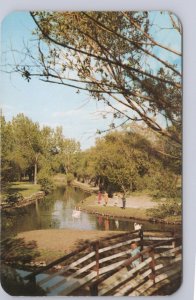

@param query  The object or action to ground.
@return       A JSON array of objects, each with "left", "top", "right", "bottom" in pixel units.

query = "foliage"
[
  {"left": 150, "top": 172, "right": 180, "bottom": 198},
  {"left": 66, "top": 173, "right": 75, "bottom": 185},
  {"left": 75, "top": 128, "right": 180, "bottom": 196},
  {"left": 37, "top": 174, "right": 54, "bottom": 195},
  {"left": 9, "top": 11, "right": 182, "bottom": 148},
  {"left": 5, "top": 192, "right": 24, "bottom": 205},
  {"left": 1, "top": 114, "right": 81, "bottom": 186},
  {"left": 147, "top": 198, "right": 181, "bottom": 219}
]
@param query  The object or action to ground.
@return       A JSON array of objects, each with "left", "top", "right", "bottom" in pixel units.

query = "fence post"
[
  {"left": 94, "top": 240, "right": 100, "bottom": 278},
  {"left": 139, "top": 229, "right": 144, "bottom": 261},
  {"left": 90, "top": 283, "right": 99, "bottom": 296},
  {"left": 90, "top": 241, "right": 99, "bottom": 296},
  {"left": 139, "top": 229, "right": 144, "bottom": 250},
  {"left": 149, "top": 249, "right": 156, "bottom": 284}
]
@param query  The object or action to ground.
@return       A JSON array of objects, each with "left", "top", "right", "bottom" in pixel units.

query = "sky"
[
  {"left": 0, "top": 12, "right": 114, "bottom": 149},
  {"left": 0, "top": 11, "right": 181, "bottom": 149}
]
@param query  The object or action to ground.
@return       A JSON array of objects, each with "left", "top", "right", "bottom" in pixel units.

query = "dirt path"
[{"left": 87, "top": 194, "right": 156, "bottom": 209}]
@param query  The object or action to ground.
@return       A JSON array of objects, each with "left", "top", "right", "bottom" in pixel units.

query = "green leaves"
[
  {"left": 1, "top": 114, "right": 81, "bottom": 185},
  {"left": 9, "top": 11, "right": 182, "bottom": 145}
]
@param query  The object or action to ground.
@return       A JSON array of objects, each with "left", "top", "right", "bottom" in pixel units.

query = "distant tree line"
[
  {"left": 1, "top": 113, "right": 181, "bottom": 217},
  {"left": 1, "top": 113, "right": 80, "bottom": 186}
]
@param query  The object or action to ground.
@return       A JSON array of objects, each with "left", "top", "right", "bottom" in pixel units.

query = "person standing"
[
  {"left": 104, "top": 191, "right": 109, "bottom": 206},
  {"left": 97, "top": 191, "right": 102, "bottom": 204},
  {"left": 122, "top": 194, "right": 126, "bottom": 209}
]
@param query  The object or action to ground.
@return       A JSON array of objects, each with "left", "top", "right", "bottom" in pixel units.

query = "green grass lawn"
[
  {"left": 2, "top": 182, "right": 41, "bottom": 200},
  {"left": 79, "top": 195, "right": 148, "bottom": 220}
]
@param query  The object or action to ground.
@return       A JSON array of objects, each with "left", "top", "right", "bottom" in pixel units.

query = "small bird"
[{"left": 134, "top": 223, "right": 142, "bottom": 231}]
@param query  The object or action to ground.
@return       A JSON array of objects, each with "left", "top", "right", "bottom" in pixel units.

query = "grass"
[
  {"left": 1, "top": 182, "right": 41, "bottom": 202},
  {"left": 79, "top": 195, "right": 182, "bottom": 224},
  {"left": 164, "top": 215, "right": 182, "bottom": 223},
  {"left": 79, "top": 195, "right": 148, "bottom": 220},
  {"left": 37, "top": 248, "right": 65, "bottom": 264}
]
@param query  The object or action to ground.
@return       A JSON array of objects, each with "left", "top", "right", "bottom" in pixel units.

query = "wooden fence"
[{"left": 24, "top": 229, "right": 182, "bottom": 296}]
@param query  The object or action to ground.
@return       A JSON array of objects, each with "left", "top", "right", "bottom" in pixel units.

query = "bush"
[
  {"left": 147, "top": 198, "right": 182, "bottom": 219},
  {"left": 37, "top": 176, "right": 54, "bottom": 195},
  {"left": 66, "top": 173, "right": 75, "bottom": 185},
  {"left": 6, "top": 192, "right": 24, "bottom": 205}
]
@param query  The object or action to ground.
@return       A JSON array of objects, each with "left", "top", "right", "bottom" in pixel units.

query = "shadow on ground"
[
  {"left": 1, "top": 237, "right": 40, "bottom": 265},
  {"left": 1, "top": 238, "right": 46, "bottom": 296}
]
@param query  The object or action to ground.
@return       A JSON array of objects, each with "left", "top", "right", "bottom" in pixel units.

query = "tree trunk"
[{"left": 34, "top": 162, "right": 37, "bottom": 185}]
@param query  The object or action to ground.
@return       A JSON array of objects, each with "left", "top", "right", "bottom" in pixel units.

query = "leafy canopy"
[{"left": 9, "top": 11, "right": 182, "bottom": 146}]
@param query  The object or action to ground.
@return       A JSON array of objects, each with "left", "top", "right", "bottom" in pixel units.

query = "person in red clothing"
[{"left": 97, "top": 190, "right": 102, "bottom": 204}]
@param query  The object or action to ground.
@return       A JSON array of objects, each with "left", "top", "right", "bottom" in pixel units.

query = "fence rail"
[{"left": 24, "top": 229, "right": 182, "bottom": 296}]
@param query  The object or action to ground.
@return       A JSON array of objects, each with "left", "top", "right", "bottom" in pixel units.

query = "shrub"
[
  {"left": 66, "top": 173, "right": 75, "bottom": 185},
  {"left": 147, "top": 198, "right": 182, "bottom": 219},
  {"left": 6, "top": 192, "right": 24, "bottom": 205},
  {"left": 147, "top": 170, "right": 180, "bottom": 199},
  {"left": 37, "top": 175, "right": 54, "bottom": 195}
]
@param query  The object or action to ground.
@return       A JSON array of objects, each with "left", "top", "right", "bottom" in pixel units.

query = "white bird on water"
[
  {"left": 134, "top": 223, "right": 142, "bottom": 231},
  {"left": 72, "top": 208, "right": 81, "bottom": 219}
]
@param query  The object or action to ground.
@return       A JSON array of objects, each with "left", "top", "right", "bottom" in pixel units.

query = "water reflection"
[{"left": 1, "top": 186, "right": 181, "bottom": 239}]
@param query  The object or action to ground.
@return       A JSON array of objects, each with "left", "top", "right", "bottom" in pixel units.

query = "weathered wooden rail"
[{"left": 23, "top": 229, "right": 182, "bottom": 296}]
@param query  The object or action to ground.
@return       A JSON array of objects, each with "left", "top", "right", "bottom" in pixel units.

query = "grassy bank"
[
  {"left": 79, "top": 195, "right": 182, "bottom": 224},
  {"left": 71, "top": 180, "right": 99, "bottom": 192},
  {"left": 0, "top": 182, "right": 45, "bottom": 211},
  {"left": 2, "top": 229, "right": 120, "bottom": 266},
  {"left": 1, "top": 182, "right": 41, "bottom": 201},
  {"left": 79, "top": 195, "right": 149, "bottom": 220}
]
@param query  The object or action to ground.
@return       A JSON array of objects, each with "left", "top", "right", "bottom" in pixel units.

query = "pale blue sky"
[
  {"left": 1, "top": 12, "right": 114, "bottom": 149},
  {"left": 0, "top": 11, "right": 181, "bottom": 149}
]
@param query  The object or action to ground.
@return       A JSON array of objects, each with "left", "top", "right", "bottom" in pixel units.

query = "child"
[{"left": 130, "top": 241, "right": 141, "bottom": 268}]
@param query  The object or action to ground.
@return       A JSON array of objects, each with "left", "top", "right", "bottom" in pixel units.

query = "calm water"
[
  {"left": 1, "top": 186, "right": 181, "bottom": 296},
  {"left": 2, "top": 186, "right": 181, "bottom": 239}
]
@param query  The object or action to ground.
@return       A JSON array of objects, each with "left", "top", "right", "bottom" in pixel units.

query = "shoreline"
[
  {"left": 77, "top": 192, "right": 182, "bottom": 225},
  {"left": 79, "top": 206, "right": 182, "bottom": 225},
  {"left": 1, "top": 191, "right": 45, "bottom": 211},
  {"left": 71, "top": 180, "right": 99, "bottom": 193}
]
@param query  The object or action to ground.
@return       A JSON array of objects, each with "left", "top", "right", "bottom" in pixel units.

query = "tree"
[
  {"left": 46, "top": 126, "right": 81, "bottom": 174},
  {"left": 9, "top": 11, "right": 182, "bottom": 148},
  {"left": 11, "top": 114, "right": 44, "bottom": 184},
  {"left": 77, "top": 129, "right": 171, "bottom": 194},
  {"left": 1, "top": 115, "right": 16, "bottom": 182}
]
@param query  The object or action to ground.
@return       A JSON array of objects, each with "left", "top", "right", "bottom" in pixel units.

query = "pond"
[{"left": 1, "top": 186, "right": 181, "bottom": 239}]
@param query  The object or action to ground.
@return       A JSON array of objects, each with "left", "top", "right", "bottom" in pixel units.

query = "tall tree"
[
  {"left": 11, "top": 114, "right": 43, "bottom": 184},
  {"left": 1, "top": 115, "right": 16, "bottom": 182}
]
